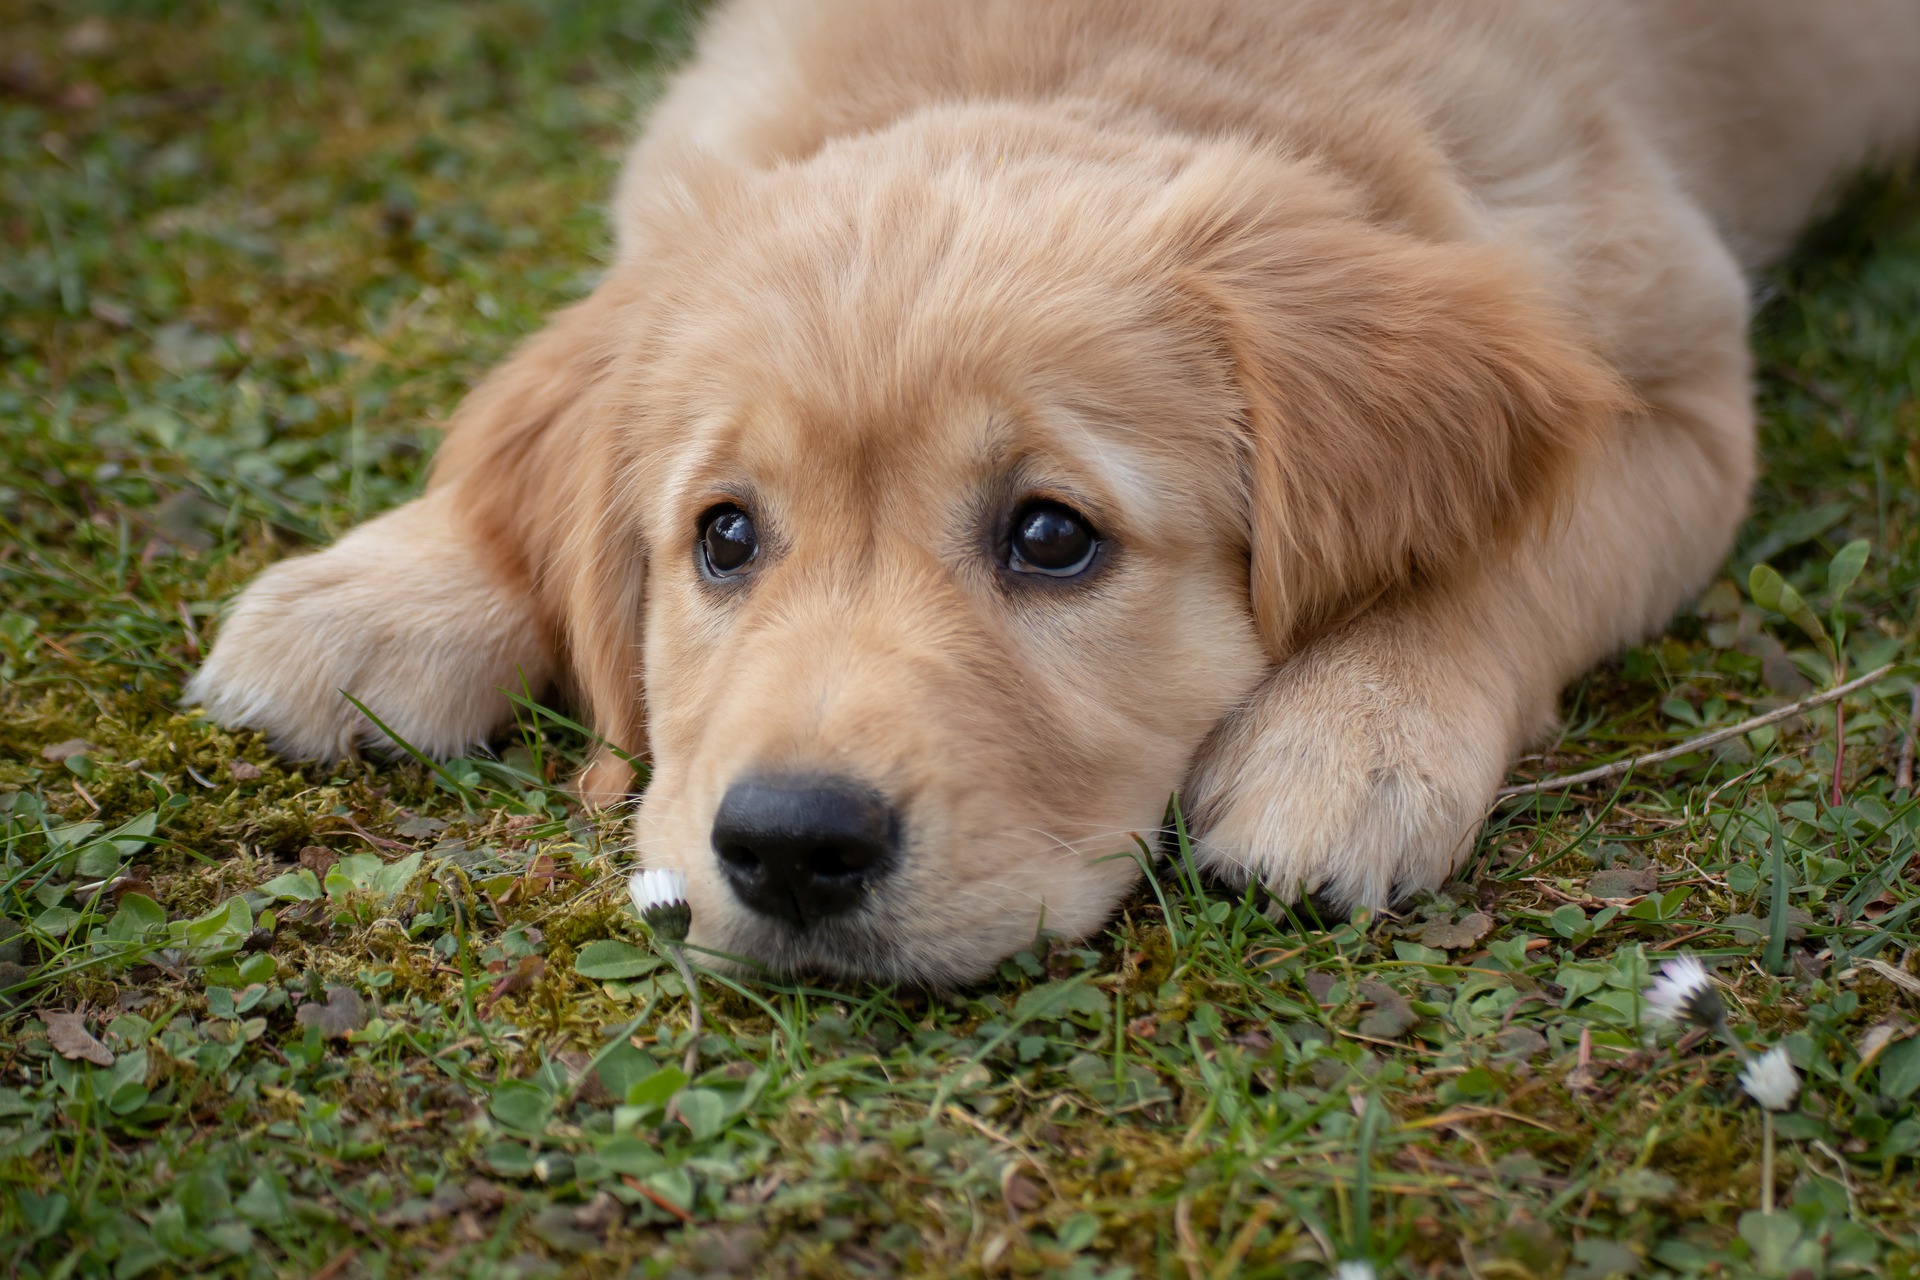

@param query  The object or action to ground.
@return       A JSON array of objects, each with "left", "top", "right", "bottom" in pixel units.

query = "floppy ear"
[
  {"left": 430, "top": 280, "right": 650, "bottom": 804},
  {"left": 1158, "top": 150, "right": 1630, "bottom": 655}
]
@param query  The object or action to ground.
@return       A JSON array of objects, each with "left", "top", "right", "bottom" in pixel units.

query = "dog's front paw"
[
  {"left": 184, "top": 492, "right": 551, "bottom": 762},
  {"left": 1182, "top": 632, "right": 1512, "bottom": 910}
]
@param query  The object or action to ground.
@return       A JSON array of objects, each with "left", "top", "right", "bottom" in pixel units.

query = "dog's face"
[
  {"left": 549, "top": 116, "right": 1617, "bottom": 981},
  {"left": 616, "top": 127, "right": 1273, "bottom": 981}
]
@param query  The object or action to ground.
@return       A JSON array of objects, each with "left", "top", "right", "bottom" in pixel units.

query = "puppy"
[{"left": 188, "top": 0, "right": 1920, "bottom": 982}]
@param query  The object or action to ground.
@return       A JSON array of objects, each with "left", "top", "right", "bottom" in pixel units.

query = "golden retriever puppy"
[{"left": 187, "top": 0, "right": 1920, "bottom": 981}]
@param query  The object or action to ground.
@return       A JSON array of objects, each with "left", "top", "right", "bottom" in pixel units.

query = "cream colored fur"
[{"left": 188, "top": 0, "right": 1920, "bottom": 981}]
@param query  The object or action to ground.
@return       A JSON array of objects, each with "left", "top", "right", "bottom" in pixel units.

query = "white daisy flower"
[
  {"left": 628, "top": 867, "right": 691, "bottom": 942},
  {"left": 1333, "top": 1263, "right": 1377, "bottom": 1280},
  {"left": 1643, "top": 953, "right": 1725, "bottom": 1030},
  {"left": 1739, "top": 1044, "right": 1801, "bottom": 1112}
]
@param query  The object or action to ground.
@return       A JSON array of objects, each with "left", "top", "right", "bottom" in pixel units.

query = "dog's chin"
[{"left": 691, "top": 901, "right": 1048, "bottom": 988}]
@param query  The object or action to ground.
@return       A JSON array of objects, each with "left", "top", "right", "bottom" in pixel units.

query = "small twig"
[
  {"left": 1209, "top": 1202, "right": 1275, "bottom": 1280},
  {"left": 1897, "top": 686, "right": 1918, "bottom": 794},
  {"left": 623, "top": 1174, "right": 694, "bottom": 1224},
  {"left": 1831, "top": 680, "right": 1847, "bottom": 808},
  {"left": 311, "top": 1247, "right": 359, "bottom": 1280},
  {"left": 176, "top": 598, "right": 201, "bottom": 659},
  {"left": 1173, "top": 1195, "right": 1205, "bottom": 1280},
  {"left": 328, "top": 814, "right": 412, "bottom": 852},
  {"left": 1497, "top": 663, "right": 1899, "bottom": 798}
]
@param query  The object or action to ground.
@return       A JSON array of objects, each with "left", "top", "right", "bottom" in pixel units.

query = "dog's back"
[
  {"left": 1617, "top": 0, "right": 1920, "bottom": 264},
  {"left": 637, "top": 0, "right": 1919, "bottom": 272}
]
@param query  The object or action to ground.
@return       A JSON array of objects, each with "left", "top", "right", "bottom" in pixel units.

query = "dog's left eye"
[
  {"left": 1008, "top": 500, "right": 1100, "bottom": 578},
  {"left": 699, "top": 504, "right": 759, "bottom": 577}
]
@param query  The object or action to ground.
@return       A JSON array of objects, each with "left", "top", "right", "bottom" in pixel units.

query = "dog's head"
[{"left": 455, "top": 112, "right": 1620, "bottom": 982}]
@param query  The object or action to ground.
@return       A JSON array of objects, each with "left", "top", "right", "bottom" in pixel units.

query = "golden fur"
[{"left": 188, "top": 0, "right": 1920, "bottom": 981}]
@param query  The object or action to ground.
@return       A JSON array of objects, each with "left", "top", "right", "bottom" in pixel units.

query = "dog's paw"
[
  {"left": 184, "top": 493, "right": 551, "bottom": 762},
  {"left": 1182, "top": 632, "right": 1511, "bottom": 910}
]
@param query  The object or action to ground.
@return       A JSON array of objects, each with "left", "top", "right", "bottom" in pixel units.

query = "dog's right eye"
[
  {"left": 1007, "top": 500, "right": 1100, "bottom": 578},
  {"left": 699, "top": 505, "right": 759, "bottom": 577}
]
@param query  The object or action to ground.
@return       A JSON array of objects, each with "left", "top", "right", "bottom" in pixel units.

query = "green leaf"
[
  {"left": 1012, "top": 976, "right": 1105, "bottom": 1026},
  {"left": 32, "top": 905, "right": 79, "bottom": 938},
  {"left": 574, "top": 940, "right": 662, "bottom": 981},
  {"left": 591, "top": 1137, "right": 666, "bottom": 1178},
  {"left": 1739, "top": 1211, "right": 1809, "bottom": 1273},
  {"left": 673, "top": 1087, "right": 730, "bottom": 1141},
  {"left": 184, "top": 896, "right": 252, "bottom": 961},
  {"left": 489, "top": 1081, "right": 553, "bottom": 1132},
  {"left": 17, "top": 1190, "right": 68, "bottom": 1239},
  {"left": 624, "top": 1066, "right": 688, "bottom": 1110},
  {"left": 1549, "top": 904, "right": 1590, "bottom": 939},
  {"left": 47, "top": 820, "right": 103, "bottom": 852},
  {"left": 236, "top": 953, "right": 276, "bottom": 985},
  {"left": 367, "top": 850, "right": 424, "bottom": 900},
  {"left": 105, "top": 893, "right": 168, "bottom": 942},
  {"left": 1749, "top": 563, "right": 1830, "bottom": 655},
  {"left": 641, "top": 1167, "right": 694, "bottom": 1217},
  {"left": 1054, "top": 1211, "right": 1100, "bottom": 1253},
  {"left": 257, "top": 869, "right": 321, "bottom": 902},
  {"left": 478, "top": 1141, "right": 538, "bottom": 1178},
  {"left": 1828, "top": 538, "right": 1870, "bottom": 603},
  {"left": 324, "top": 853, "right": 383, "bottom": 898},
  {"left": 1392, "top": 940, "right": 1449, "bottom": 967},
  {"left": 179, "top": 1161, "right": 233, "bottom": 1225},
  {"left": 108, "top": 1081, "right": 151, "bottom": 1115},
  {"left": 234, "top": 1173, "right": 292, "bottom": 1228},
  {"left": 593, "top": 1042, "right": 659, "bottom": 1099},
  {"left": 73, "top": 840, "right": 126, "bottom": 879},
  {"left": 1878, "top": 1036, "right": 1920, "bottom": 1100},
  {"left": 106, "top": 811, "right": 157, "bottom": 857}
]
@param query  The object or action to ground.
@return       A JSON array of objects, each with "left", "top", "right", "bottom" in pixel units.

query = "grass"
[{"left": 2, "top": 2, "right": 1919, "bottom": 1276}]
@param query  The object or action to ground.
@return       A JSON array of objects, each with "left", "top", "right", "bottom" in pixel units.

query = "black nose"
[{"left": 711, "top": 774, "right": 900, "bottom": 927}]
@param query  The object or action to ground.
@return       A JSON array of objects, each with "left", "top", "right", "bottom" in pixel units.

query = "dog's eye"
[
  {"left": 699, "top": 505, "right": 759, "bottom": 577},
  {"left": 1008, "top": 500, "right": 1099, "bottom": 578}
]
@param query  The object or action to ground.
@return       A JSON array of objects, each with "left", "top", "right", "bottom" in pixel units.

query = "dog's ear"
[
  {"left": 431, "top": 281, "right": 649, "bottom": 804},
  {"left": 1155, "top": 150, "right": 1629, "bottom": 656}
]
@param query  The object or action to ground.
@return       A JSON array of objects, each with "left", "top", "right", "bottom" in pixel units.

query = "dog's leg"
[
  {"left": 1185, "top": 307, "right": 1758, "bottom": 908},
  {"left": 184, "top": 481, "right": 555, "bottom": 762},
  {"left": 188, "top": 286, "right": 635, "bottom": 776}
]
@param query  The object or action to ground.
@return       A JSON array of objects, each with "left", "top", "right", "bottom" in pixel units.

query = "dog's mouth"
[{"left": 678, "top": 770, "right": 1079, "bottom": 982}]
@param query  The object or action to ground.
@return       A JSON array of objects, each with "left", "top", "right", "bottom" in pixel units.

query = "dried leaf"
[
  {"left": 1495, "top": 1027, "right": 1548, "bottom": 1060},
  {"left": 1419, "top": 911, "right": 1493, "bottom": 951},
  {"left": 298, "top": 846, "right": 339, "bottom": 878},
  {"left": 1725, "top": 910, "right": 1810, "bottom": 943},
  {"left": 296, "top": 986, "right": 370, "bottom": 1038},
  {"left": 1003, "top": 1171, "right": 1045, "bottom": 1213},
  {"left": 228, "top": 760, "right": 262, "bottom": 782},
  {"left": 1587, "top": 868, "right": 1657, "bottom": 900},
  {"left": 393, "top": 814, "right": 449, "bottom": 839},
  {"left": 484, "top": 955, "right": 546, "bottom": 1013},
  {"left": 1853, "top": 958, "right": 1920, "bottom": 996},
  {"left": 40, "top": 739, "right": 95, "bottom": 763},
  {"left": 1356, "top": 981, "right": 1418, "bottom": 1040},
  {"left": 1856, "top": 1020, "right": 1914, "bottom": 1068},
  {"left": 555, "top": 1050, "right": 617, "bottom": 1107},
  {"left": 44, "top": 1011, "right": 114, "bottom": 1065}
]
